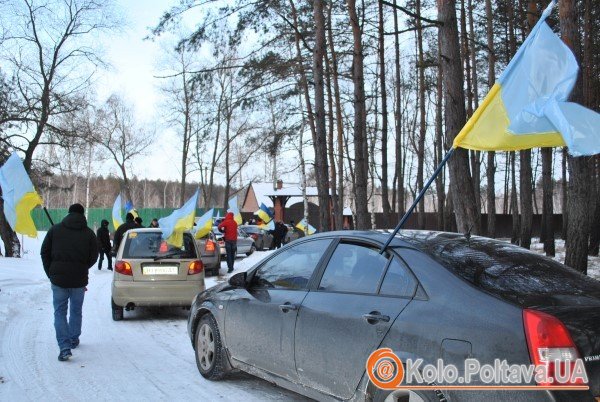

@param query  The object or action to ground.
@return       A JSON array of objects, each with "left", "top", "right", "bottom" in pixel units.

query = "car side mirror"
[{"left": 228, "top": 272, "right": 247, "bottom": 288}]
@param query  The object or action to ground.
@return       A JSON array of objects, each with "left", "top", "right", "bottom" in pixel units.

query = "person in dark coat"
[
  {"left": 134, "top": 216, "right": 143, "bottom": 227},
  {"left": 218, "top": 212, "right": 238, "bottom": 273},
  {"left": 96, "top": 219, "right": 112, "bottom": 271},
  {"left": 149, "top": 218, "right": 159, "bottom": 228},
  {"left": 113, "top": 213, "right": 137, "bottom": 255},
  {"left": 273, "top": 221, "right": 288, "bottom": 249},
  {"left": 40, "top": 203, "right": 98, "bottom": 361}
]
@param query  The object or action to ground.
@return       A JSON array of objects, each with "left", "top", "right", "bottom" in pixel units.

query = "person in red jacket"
[{"left": 218, "top": 212, "right": 238, "bottom": 273}]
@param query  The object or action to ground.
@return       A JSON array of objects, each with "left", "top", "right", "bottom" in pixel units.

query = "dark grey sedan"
[{"left": 187, "top": 231, "right": 600, "bottom": 402}]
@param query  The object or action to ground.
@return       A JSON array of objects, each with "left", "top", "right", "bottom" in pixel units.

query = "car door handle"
[
  {"left": 279, "top": 303, "right": 298, "bottom": 312},
  {"left": 362, "top": 312, "right": 390, "bottom": 324}
]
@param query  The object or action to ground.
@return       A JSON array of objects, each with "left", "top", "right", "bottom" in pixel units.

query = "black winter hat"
[
  {"left": 125, "top": 212, "right": 134, "bottom": 221},
  {"left": 68, "top": 203, "right": 85, "bottom": 215},
  {"left": 101, "top": 219, "right": 109, "bottom": 226}
]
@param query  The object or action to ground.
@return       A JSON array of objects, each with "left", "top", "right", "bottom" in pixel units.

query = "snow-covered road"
[{"left": 0, "top": 235, "right": 307, "bottom": 401}]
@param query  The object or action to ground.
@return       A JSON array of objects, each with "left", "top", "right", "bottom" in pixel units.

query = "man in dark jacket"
[
  {"left": 96, "top": 219, "right": 112, "bottom": 271},
  {"left": 113, "top": 212, "right": 137, "bottom": 255},
  {"left": 40, "top": 203, "right": 98, "bottom": 361},
  {"left": 218, "top": 212, "right": 238, "bottom": 273}
]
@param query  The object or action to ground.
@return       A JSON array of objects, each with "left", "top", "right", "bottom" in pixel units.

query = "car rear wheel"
[
  {"left": 246, "top": 244, "right": 256, "bottom": 256},
  {"left": 111, "top": 298, "right": 123, "bottom": 321},
  {"left": 195, "top": 314, "right": 229, "bottom": 380}
]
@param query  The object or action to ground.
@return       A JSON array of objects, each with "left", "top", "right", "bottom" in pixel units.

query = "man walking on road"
[
  {"left": 218, "top": 212, "right": 238, "bottom": 274},
  {"left": 96, "top": 219, "right": 112, "bottom": 271},
  {"left": 41, "top": 203, "right": 98, "bottom": 361}
]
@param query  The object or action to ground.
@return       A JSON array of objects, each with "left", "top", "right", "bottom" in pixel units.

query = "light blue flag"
[
  {"left": 159, "top": 189, "right": 199, "bottom": 247},
  {"left": 112, "top": 194, "right": 123, "bottom": 230},
  {"left": 504, "top": 0, "right": 600, "bottom": 156}
]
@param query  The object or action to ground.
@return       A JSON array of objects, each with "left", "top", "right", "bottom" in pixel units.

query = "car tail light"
[
  {"left": 523, "top": 309, "right": 585, "bottom": 386},
  {"left": 188, "top": 260, "right": 203, "bottom": 275},
  {"left": 218, "top": 240, "right": 224, "bottom": 246},
  {"left": 115, "top": 260, "right": 132, "bottom": 276},
  {"left": 250, "top": 233, "right": 258, "bottom": 240},
  {"left": 205, "top": 240, "right": 216, "bottom": 252}
]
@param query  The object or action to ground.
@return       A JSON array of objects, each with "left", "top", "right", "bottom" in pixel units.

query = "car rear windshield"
[
  {"left": 242, "top": 226, "right": 260, "bottom": 234},
  {"left": 122, "top": 232, "right": 197, "bottom": 259},
  {"left": 417, "top": 236, "right": 600, "bottom": 306}
]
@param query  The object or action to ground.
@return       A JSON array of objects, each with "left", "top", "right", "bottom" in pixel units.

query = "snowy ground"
[{"left": 0, "top": 233, "right": 306, "bottom": 401}]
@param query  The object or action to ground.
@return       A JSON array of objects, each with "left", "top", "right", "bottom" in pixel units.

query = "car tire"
[
  {"left": 111, "top": 298, "right": 123, "bottom": 321},
  {"left": 195, "top": 314, "right": 229, "bottom": 380},
  {"left": 246, "top": 244, "right": 256, "bottom": 256}
]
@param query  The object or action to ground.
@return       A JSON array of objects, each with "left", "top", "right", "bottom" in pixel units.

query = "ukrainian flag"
[
  {"left": 228, "top": 196, "right": 243, "bottom": 225},
  {"left": 124, "top": 200, "right": 139, "bottom": 219},
  {"left": 194, "top": 209, "right": 214, "bottom": 239},
  {"left": 454, "top": 0, "right": 600, "bottom": 156},
  {"left": 296, "top": 218, "right": 316, "bottom": 235},
  {"left": 159, "top": 189, "right": 199, "bottom": 247},
  {"left": 112, "top": 194, "right": 124, "bottom": 230},
  {"left": 258, "top": 220, "right": 275, "bottom": 231},
  {"left": 256, "top": 203, "right": 273, "bottom": 224},
  {"left": 0, "top": 153, "right": 43, "bottom": 237}
]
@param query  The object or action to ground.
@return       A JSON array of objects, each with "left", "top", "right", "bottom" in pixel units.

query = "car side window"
[
  {"left": 253, "top": 239, "right": 332, "bottom": 290},
  {"left": 318, "top": 243, "right": 389, "bottom": 294},
  {"left": 379, "top": 257, "right": 417, "bottom": 298}
]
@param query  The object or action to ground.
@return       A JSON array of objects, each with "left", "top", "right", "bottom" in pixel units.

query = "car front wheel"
[
  {"left": 195, "top": 314, "right": 229, "bottom": 380},
  {"left": 246, "top": 244, "right": 256, "bottom": 256}
]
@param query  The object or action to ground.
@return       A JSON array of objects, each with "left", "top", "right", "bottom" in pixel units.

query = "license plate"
[{"left": 142, "top": 265, "right": 178, "bottom": 275}]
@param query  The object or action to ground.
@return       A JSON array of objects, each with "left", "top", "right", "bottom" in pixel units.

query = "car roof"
[{"left": 125, "top": 228, "right": 193, "bottom": 234}]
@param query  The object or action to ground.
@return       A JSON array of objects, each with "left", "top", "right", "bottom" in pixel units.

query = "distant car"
[
  {"left": 283, "top": 224, "right": 302, "bottom": 244},
  {"left": 212, "top": 227, "right": 256, "bottom": 257},
  {"left": 187, "top": 230, "right": 600, "bottom": 401},
  {"left": 240, "top": 225, "right": 273, "bottom": 251},
  {"left": 111, "top": 228, "right": 205, "bottom": 321},
  {"left": 196, "top": 231, "right": 221, "bottom": 276}
]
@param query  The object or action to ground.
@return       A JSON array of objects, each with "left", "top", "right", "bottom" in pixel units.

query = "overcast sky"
[{"left": 94, "top": 0, "right": 188, "bottom": 182}]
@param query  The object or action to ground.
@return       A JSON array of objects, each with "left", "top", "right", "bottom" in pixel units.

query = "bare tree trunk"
[
  {"left": 485, "top": 0, "right": 496, "bottom": 238},
  {"left": 510, "top": 152, "right": 520, "bottom": 244},
  {"left": 326, "top": 4, "right": 344, "bottom": 231},
  {"left": 435, "top": 38, "right": 445, "bottom": 230},
  {"left": 561, "top": 0, "right": 589, "bottom": 274},
  {"left": 561, "top": 148, "right": 568, "bottom": 240},
  {"left": 519, "top": 150, "right": 533, "bottom": 249},
  {"left": 347, "top": 0, "right": 370, "bottom": 230},
  {"left": 0, "top": 195, "right": 21, "bottom": 257},
  {"left": 325, "top": 52, "right": 339, "bottom": 230},
  {"left": 312, "top": 0, "right": 331, "bottom": 232},
  {"left": 437, "top": 0, "right": 481, "bottom": 234},
  {"left": 393, "top": 0, "right": 405, "bottom": 218},
  {"left": 378, "top": 0, "right": 391, "bottom": 223},
  {"left": 416, "top": 0, "right": 427, "bottom": 229},
  {"left": 541, "top": 148, "right": 555, "bottom": 255}
]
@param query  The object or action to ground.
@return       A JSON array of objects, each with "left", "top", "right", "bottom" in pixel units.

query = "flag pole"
[
  {"left": 43, "top": 206, "right": 54, "bottom": 226},
  {"left": 379, "top": 147, "right": 455, "bottom": 253}
]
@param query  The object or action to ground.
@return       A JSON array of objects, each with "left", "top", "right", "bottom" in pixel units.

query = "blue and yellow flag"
[
  {"left": 112, "top": 194, "right": 123, "bottom": 230},
  {"left": 228, "top": 196, "right": 243, "bottom": 225},
  {"left": 454, "top": 1, "right": 600, "bottom": 156},
  {"left": 194, "top": 208, "right": 214, "bottom": 239},
  {"left": 296, "top": 218, "right": 316, "bottom": 235},
  {"left": 258, "top": 220, "right": 275, "bottom": 231},
  {"left": 256, "top": 203, "right": 273, "bottom": 224},
  {"left": 0, "top": 153, "right": 43, "bottom": 237},
  {"left": 124, "top": 200, "right": 139, "bottom": 219},
  {"left": 159, "top": 189, "right": 199, "bottom": 247}
]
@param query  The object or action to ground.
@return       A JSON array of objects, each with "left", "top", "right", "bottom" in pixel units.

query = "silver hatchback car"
[{"left": 111, "top": 228, "right": 205, "bottom": 320}]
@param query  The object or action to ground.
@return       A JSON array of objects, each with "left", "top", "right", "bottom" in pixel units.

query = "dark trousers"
[
  {"left": 273, "top": 235, "right": 282, "bottom": 249},
  {"left": 225, "top": 240, "right": 237, "bottom": 272},
  {"left": 98, "top": 250, "right": 112, "bottom": 270}
]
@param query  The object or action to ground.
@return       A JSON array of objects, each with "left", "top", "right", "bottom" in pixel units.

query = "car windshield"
[
  {"left": 242, "top": 226, "right": 260, "bottom": 234},
  {"left": 408, "top": 234, "right": 600, "bottom": 306},
  {"left": 122, "top": 231, "right": 197, "bottom": 259}
]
